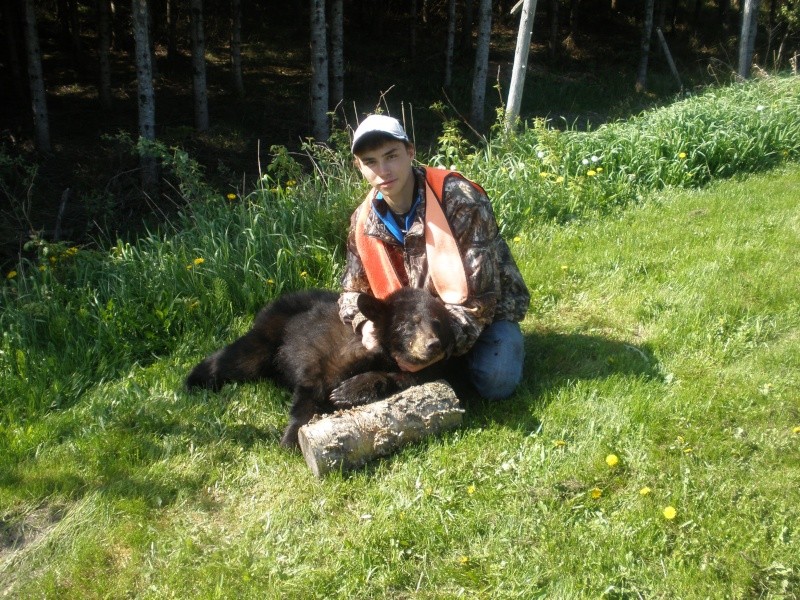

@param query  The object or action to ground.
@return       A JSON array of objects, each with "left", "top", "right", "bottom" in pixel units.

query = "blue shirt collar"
[{"left": 372, "top": 189, "right": 422, "bottom": 244}]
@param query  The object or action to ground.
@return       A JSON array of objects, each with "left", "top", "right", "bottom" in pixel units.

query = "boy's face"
[{"left": 355, "top": 140, "right": 416, "bottom": 207}]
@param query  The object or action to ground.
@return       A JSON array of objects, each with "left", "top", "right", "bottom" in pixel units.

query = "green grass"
[{"left": 2, "top": 77, "right": 800, "bottom": 597}]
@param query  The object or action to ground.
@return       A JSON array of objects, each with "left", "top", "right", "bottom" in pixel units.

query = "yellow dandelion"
[
  {"left": 266, "top": 278, "right": 275, "bottom": 285},
  {"left": 553, "top": 439, "right": 567, "bottom": 448},
  {"left": 539, "top": 171, "right": 549, "bottom": 178},
  {"left": 513, "top": 236, "right": 521, "bottom": 243},
  {"left": 555, "top": 175, "right": 565, "bottom": 183},
  {"left": 587, "top": 169, "right": 597, "bottom": 177},
  {"left": 590, "top": 487, "right": 602, "bottom": 499},
  {"left": 678, "top": 152, "right": 687, "bottom": 159},
  {"left": 6, "top": 270, "right": 17, "bottom": 279},
  {"left": 458, "top": 555, "right": 470, "bottom": 566},
  {"left": 792, "top": 426, "right": 800, "bottom": 434},
  {"left": 467, "top": 484, "right": 476, "bottom": 495},
  {"left": 286, "top": 179, "right": 297, "bottom": 187},
  {"left": 193, "top": 257, "right": 205, "bottom": 266},
  {"left": 605, "top": 454, "right": 619, "bottom": 468},
  {"left": 663, "top": 506, "right": 677, "bottom": 520},
  {"left": 639, "top": 486, "right": 652, "bottom": 496},
  {"left": 300, "top": 271, "right": 308, "bottom": 278},
  {"left": 596, "top": 167, "right": 603, "bottom": 173},
  {"left": 683, "top": 447, "right": 693, "bottom": 454},
  {"left": 226, "top": 193, "right": 237, "bottom": 200}
]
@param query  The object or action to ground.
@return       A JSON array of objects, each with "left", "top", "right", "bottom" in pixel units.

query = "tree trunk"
[
  {"left": 549, "top": 0, "right": 559, "bottom": 61},
  {"left": 166, "top": 0, "right": 177, "bottom": 63},
  {"left": 22, "top": 0, "right": 50, "bottom": 152},
  {"left": 470, "top": 0, "right": 493, "bottom": 130},
  {"left": 444, "top": 0, "right": 456, "bottom": 88},
  {"left": 506, "top": 0, "right": 538, "bottom": 130},
  {"left": 309, "top": 0, "right": 329, "bottom": 141},
  {"left": 298, "top": 381, "right": 463, "bottom": 477},
  {"left": 738, "top": 0, "right": 762, "bottom": 78},
  {"left": 331, "top": 0, "right": 344, "bottom": 106},
  {"left": 133, "top": 0, "right": 158, "bottom": 195},
  {"left": 410, "top": 0, "right": 418, "bottom": 60},
  {"left": 569, "top": 0, "right": 580, "bottom": 41},
  {"left": 190, "top": 0, "right": 210, "bottom": 131},
  {"left": 635, "top": 0, "right": 655, "bottom": 92},
  {"left": 97, "top": 0, "right": 112, "bottom": 110},
  {"left": 230, "top": 0, "right": 244, "bottom": 97}
]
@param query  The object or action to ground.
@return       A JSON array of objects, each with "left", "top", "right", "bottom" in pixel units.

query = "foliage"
[
  {"left": 443, "top": 75, "right": 800, "bottom": 233},
  {"left": 2, "top": 76, "right": 800, "bottom": 597}
]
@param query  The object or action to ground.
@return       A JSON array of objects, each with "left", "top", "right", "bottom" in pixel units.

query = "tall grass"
[
  {"left": 2, "top": 74, "right": 800, "bottom": 599},
  {"left": 2, "top": 76, "right": 799, "bottom": 423}
]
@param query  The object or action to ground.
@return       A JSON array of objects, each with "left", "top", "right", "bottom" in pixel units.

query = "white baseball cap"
[{"left": 351, "top": 114, "right": 409, "bottom": 153}]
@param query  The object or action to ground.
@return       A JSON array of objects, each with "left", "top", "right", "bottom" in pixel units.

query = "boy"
[{"left": 339, "top": 114, "right": 530, "bottom": 399}]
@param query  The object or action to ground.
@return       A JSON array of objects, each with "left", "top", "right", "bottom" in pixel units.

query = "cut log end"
[{"left": 298, "top": 380, "right": 463, "bottom": 477}]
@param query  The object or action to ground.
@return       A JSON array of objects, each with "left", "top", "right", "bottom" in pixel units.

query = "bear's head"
[{"left": 357, "top": 288, "right": 455, "bottom": 371}]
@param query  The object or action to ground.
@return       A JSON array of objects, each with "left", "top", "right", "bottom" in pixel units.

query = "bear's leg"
[
  {"left": 281, "top": 383, "right": 330, "bottom": 448},
  {"left": 329, "top": 371, "right": 417, "bottom": 409},
  {"left": 186, "top": 331, "right": 276, "bottom": 391}
]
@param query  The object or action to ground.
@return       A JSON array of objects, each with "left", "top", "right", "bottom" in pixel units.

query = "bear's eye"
[{"left": 431, "top": 319, "right": 442, "bottom": 337}]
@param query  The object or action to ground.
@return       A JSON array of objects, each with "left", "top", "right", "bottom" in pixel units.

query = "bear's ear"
[{"left": 357, "top": 293, "right": 387, "bottom": 323}]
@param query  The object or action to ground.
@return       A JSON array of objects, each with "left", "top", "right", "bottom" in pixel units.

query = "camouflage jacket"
[{"left": 339, "top": 166, "right": 530, "bottom": 356}]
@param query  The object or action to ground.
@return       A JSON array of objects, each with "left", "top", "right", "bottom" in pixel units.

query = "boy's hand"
[{"left": 360, "top": 320, "right": 380, "bottom": 350}]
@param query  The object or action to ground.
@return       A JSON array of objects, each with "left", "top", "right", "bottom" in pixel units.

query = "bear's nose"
[{"left": 426, "top": 339, "right": 441, "bottom": 353}]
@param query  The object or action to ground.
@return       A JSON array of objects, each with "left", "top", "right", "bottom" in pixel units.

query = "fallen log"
[{"left": 297, "top": 380, "right": 463, "bottom": 477}]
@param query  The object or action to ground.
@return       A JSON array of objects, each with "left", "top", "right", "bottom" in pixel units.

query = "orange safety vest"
[{"left": 355, "top": 168, "right": 477, "bottom": 305}]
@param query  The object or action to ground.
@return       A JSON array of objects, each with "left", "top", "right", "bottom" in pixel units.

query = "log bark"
[{"left": 298, "top": 380, "right": 464, "bottom": 477}]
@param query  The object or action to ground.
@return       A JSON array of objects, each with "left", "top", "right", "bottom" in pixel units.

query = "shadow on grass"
[{"left": 464, "top": 331, "right": 663, "bottom": 433}]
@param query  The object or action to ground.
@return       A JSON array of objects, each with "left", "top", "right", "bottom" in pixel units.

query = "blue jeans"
[{"left": 466, "top": 320, "right": 525, "bottom": 400}]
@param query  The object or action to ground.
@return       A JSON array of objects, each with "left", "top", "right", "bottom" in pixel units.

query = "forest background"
[{"left": 2, "top": 0, "right": 799, "bottom": 273}]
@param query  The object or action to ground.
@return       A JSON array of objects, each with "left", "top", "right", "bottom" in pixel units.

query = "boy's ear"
[{"left": 357, "top": 293, "right": 387, "bottom": 323}]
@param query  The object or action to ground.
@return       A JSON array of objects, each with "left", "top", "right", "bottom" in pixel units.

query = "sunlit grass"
[{"left": 2, "top": 77, "right": 800, "bottom": 598}]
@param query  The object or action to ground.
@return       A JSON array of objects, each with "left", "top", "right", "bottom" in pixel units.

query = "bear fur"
[{"left": 186, "top": 287, "right": 456, "bottom": 447}]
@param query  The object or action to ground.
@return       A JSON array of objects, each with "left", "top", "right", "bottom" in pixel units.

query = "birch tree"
[
  {"left": 98, "top": 0, "right": 112, "bottom": 110},
  {"left": 738, "top": 0, "right": 762, "bottom": 78},
  {"left": 331, "top": 0, "right": 344, "bottom": 106},
  {"left": 309, "top": 0, "right": 329, "bottom": 141},
  {"left": 635, "top": 0, "right": 655, "bottom": 92},
  {"left": 22, "top": 0, "right": 50, "bottom": 152},
  {"left": 444, "top": 0, "right": 456, "bottom": 88},
  {"left": 133, "top": 0, "right": 157, "bottom": 194},
  {"left": 506, "top": 0, "right": 539, "bottom": 130},
  {"left": 231, "top": 0, "right": 244, "bottom": 97},
  {"left": 190, "top": 0, "right": 210, "bottom": 131},
  {"left": 470, "top": 0, "right": 493, "bottom": 130}
]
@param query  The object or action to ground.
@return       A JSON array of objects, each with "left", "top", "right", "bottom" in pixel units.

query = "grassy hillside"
[{"left": 2, "top": 76, "right": 800, "bottom": 598}]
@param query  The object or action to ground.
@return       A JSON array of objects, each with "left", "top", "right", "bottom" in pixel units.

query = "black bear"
[{"left": 186, "top": 287, "right": 456, "bottom": 447}]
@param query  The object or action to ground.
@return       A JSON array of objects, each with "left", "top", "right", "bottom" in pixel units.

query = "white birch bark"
[
  {"left": 635, "top": 0, "right": 655, "bottom": 92},
  {"left": 738, "top": 0, "right": 762, "bottom": 78},
  {"left": 22, "top": 0, "right": 50, "bottom": 152},
  {"left": 98, "top": 0, "right": 112, "bottom": 110},
  {"left": 309, "top": 0, "right": 329, "bottom": 141},
  {"left": 190, "top": 0, "right": 210, "bottom": 131},
  {"left": 231, "top": 0, "right": 244, "bottom": 97},
  {"left": 331, "top": 0, "right": 344, "bottom": 106},
  {"left": 505, "top": 0, "right": 538, "bottom": 131},
  {"left": 470, "top": 0, "right": 493, "bottom": 130},
  {"left": 298, "top": 381, "right": 463, "bottom": 477},
  {"left": 444, "top": 0, "right": 456, "bottom": 88},
  {"left": 133, "top": 0, "right": 158, "bottom": 193}
]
